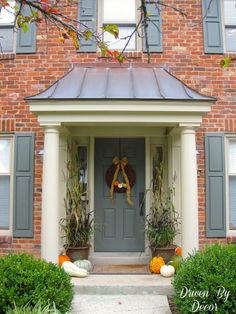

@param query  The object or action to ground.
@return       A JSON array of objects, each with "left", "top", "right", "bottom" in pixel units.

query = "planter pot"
[
  {"left": 66, "top": 246, "right": 90, "bottom": 262},
  {"left": 151, "top": 245, "right": 177, "bottom": 263}
]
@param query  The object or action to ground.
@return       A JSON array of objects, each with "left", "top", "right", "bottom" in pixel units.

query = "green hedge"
[
  {"left": 0, "top": 253, "right": 74, "bottom": 313},
  {"left": 172, "top": 244, "right": 236, "bottom": 314}
]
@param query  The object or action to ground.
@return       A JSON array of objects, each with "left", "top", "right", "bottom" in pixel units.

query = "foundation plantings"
[
  {"left": 172, "top": 244, "right": 236, "bottom": 313},
  {"left": 0, "top": 253, "right": 74, "bottom": 313}
]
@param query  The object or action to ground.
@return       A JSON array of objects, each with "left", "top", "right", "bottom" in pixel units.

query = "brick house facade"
[{"left": 0, "top": 0, "right": 236, "bottom": 262}]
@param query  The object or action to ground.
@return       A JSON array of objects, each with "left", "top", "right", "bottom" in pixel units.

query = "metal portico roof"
[{"left": 25, "top": 65, "right": 215, "bottom": 101}]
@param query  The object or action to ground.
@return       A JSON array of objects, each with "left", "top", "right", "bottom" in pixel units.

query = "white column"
[
  {"left": 181, "top": 127, "right": 199, "bottom": 258},
  {"left": 41, "top": 126, "right": 60, "bottom": 263}
]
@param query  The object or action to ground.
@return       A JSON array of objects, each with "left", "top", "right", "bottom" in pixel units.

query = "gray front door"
[{"left": 95, "top": 138, "right": 145, "bottom": 252}]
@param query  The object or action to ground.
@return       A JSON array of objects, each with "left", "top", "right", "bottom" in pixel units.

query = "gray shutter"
[
  {"left": 143, "top": 3, "right": 162, "bottom": 53},
  {"left": 13, "top": 133, "right": 35, "bottom": 237},
  {"left": 205, "top": 133, "right": 226, "bottom": 237},
  {"left": 78, "top": 0, "right": 97, "bottom": 52},
  {"left": 202, "top": 0, "right": 223, "bottom": 54},
  {"left": 16, "top": 6, "right": 36, "bottom": 53}
]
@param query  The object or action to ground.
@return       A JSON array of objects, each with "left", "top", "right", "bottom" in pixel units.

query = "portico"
[{"left": 26, "top": 64, "right": 214, "bottom": 263}]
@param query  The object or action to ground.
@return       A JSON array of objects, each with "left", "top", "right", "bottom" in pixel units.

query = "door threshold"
[
  {"left": 90, "top": 252, "right": 150, "bottom": 265},
  {"left": 91, "top": 264, "right": 150, "bottom": 274}
]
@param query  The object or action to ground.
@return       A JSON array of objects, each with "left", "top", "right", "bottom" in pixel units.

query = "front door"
[{"left": 95, "top": 138, "right": 145, "bottom": 252}]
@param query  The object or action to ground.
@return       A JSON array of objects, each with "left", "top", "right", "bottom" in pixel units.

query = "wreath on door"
[{"left": 105, "top": 156, "right": 136, "bottom": 205}]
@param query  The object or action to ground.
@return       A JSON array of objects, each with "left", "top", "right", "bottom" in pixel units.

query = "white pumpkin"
[{"left": 160, "top": 265, "right": 175, "bottom": 277}]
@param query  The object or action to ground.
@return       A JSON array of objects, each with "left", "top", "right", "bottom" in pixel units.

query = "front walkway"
[{"left": 71, "top": 274, "right": 173, "bottom": 313}]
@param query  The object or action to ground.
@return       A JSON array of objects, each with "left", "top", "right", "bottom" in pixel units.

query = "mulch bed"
[{"left": 167, "top": 296, "right": 180, "bottom": 314}]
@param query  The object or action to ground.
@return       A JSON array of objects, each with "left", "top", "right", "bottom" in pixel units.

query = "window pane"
[
  {"left": 225, "top": 28, "right": 236, "bottom": 51},
  {"left": 0, "top": 176, "right": 10, "bottom": 228},
  {"left": 78, "top": 146, "right": 87, "bottom": 193},
  {"left": 152, "top": 146, "right": 163, "bottom": 190},
  {"left": 0, "top": 139, "right": 11, "bottom": 173},
  {"left": 224, "top": 0, "right": 236, "bottom": 25},
  {"left": 0, "top": 27, "right": 14, "bottom": 52},
  {"left": 228, "top": 140, "right": 236, "bottom": 173},
  {"left": 103, "top": 0, "right": 136, "bottom": 23},
  {"left": 229, "top": 176, "right": 236, "bottom": 230},
  {"left": 0, "top": 1, "right": 16, "bottom": 24},
  {"left": 103, "top": 26, "right": 136, "bottom": 50}
]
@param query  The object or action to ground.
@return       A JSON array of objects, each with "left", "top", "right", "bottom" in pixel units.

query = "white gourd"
[
  {"left": 74, "top": 259, "right": 92, "bottom": 272},
  {"left": 62, "top": 261, "right": 88, "bottom": 277},
  {"left": 160, "top": 265, "right": 175, "bottom": 277}
]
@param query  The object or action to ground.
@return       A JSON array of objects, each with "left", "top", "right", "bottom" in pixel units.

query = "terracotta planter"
[
  {"left": 151, "top": 245, "right": 177, "bottom": 263},
  {"left": 66, "top": 246, "right": 90, "bottom": 262}
]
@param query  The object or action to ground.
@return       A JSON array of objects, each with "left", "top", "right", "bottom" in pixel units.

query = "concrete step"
[
  {"left": 72, "top": 274, "right": 173, "bottom": 296},
  {"left": 71, "top": 294, "right": 172, "bottom": 314}
]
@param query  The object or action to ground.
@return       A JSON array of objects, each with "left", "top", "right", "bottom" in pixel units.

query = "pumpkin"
[
  {"left": 58, "top": 255, "right": 71, "bottom": 267},
  {"left": 169, "top": 255, "right": 183, "bottom": 271},
  {"left": 74, "top": 259, "right": 92, "bottom": 272},
  {"left": 160, "top": 265, "right": 175, "bottom": 277},
  {"left": 61, "top": 261, "right": 88, "bottom": 278},
  {"left": 149, "top": 256, "right": 165, "bottom": 274},
  {"left": 175, "top": 246, "right": 182, "bottom": 256}
]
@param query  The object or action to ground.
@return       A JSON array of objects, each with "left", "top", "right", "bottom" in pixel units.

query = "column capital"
[
  {"left": 41, "top": 123, "right": 61, "bottom": 130},
  {"left": 179, "top": 123, "right": 200, "bottom": 130}
]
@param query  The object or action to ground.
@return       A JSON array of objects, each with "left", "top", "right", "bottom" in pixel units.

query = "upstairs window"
[
  {"left": 102, "top": 0, "right": 137, "bottom": 51},
  {"left": 0, "top": 3, "right": 36, "bottom": 53},
  {"left": 78, "top": 0, "right": 162, "bottom": 53},
  {"left": 0, "top": 0, "right": 16, "bottom": 52},
  {"left": 223, "top": 0, "right": 236, "bottom": 52}
]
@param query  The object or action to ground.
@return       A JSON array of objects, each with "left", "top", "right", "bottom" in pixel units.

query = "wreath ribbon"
[{"left": 109, "top": 156, "right": 133, "bottom": 205}]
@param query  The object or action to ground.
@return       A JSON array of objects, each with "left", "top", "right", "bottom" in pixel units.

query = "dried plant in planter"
[
  {"left": 60, "top": 152, "right": 93, "bottom": 261},
  {"left": 146, "top": 163, "right": 180, "bottom": 262}
]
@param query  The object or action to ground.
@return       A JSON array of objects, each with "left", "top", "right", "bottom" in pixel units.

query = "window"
[
  {"left": 101, "top": 0, "right": 137, "bottom": 51},
  {"left": 152, "top": 146, "right": 163, "bottom": 188},
  {"left": 0, "top": 0, "right": 16, "bottom": 52},
  {"left": 223, "top": 0, "right": 236, "bottom": 52},
  {"left": 0, "top": 138, "right": 12, "bottom": 230},
  {"left": 227, "top": 139, "right": 236, "bottom": 230},
  {"left": 78, "top": 146, "right": 88, "bottom": 194}
]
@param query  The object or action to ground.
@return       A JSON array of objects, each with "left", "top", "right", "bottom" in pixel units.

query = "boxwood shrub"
[
  {"left": 0, "top": 253, "right": 74, "bottom": 314},
  {"left": 172, "top": 244, "right": 236, "bottom": 314}
]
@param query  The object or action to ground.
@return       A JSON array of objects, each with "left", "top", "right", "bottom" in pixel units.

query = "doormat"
[{"left": 91, "top": 264, "right": 150, "bottom": 274}]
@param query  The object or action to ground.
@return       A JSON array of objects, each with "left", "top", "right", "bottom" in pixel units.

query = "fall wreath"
[{"left": 105, "top": 156, "right": 136, "bottom": 205}]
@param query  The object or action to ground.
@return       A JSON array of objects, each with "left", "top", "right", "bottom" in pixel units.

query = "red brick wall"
[{"left": 0, "top": 0, "right": 236, "bottom": 256}]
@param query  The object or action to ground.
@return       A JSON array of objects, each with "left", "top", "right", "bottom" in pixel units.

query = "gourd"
[
  {"left": 169, "top": 255, "right": 183, "bottom": 271},
  {"left": 160, "top": 265, "right": 175, "bottom": 277},
  {"left": 74, "top": 259, "right": 92, "bottom": 272},
  {"left": 61, "top": 261, "right": 88, "bottom": 277},
  {"left": 58, "top": 255, "right": 71, "bottom": 267},
  {"left": 149, "top": 256, "right": 165, "bottom": 274}
]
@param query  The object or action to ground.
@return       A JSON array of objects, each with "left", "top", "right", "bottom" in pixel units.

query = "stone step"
[
  {"left": 71, "top": 294, "right": 172, "bottom": 314},
  {"left": 72, "top": 274, "right": 173, "bottom": 296}
]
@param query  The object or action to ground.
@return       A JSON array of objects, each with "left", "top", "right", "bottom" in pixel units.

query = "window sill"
[
  {"left": 97, "top": 51, "right": 143, "bottom": 59},
  {"left": 0, "top": 235, "right": 12, "bottom": 244},
  {"left": 0, "top": 53, "right": 16, "bottom": 60}
]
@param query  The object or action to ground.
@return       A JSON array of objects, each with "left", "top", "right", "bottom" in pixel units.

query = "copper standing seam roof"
[{"left": 25, "top": 66, "right": 215, "bottom": 101}]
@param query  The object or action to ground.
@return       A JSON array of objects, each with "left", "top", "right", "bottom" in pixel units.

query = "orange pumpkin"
[
  {"left": 58, "top": 255, "right": 71, "bottom": 267},
  {"left": 150, "top": 256, "right": 165, "bottom": 274},
  {"left": 175, "top": 247, "right": 182, "bottom": 257}
]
